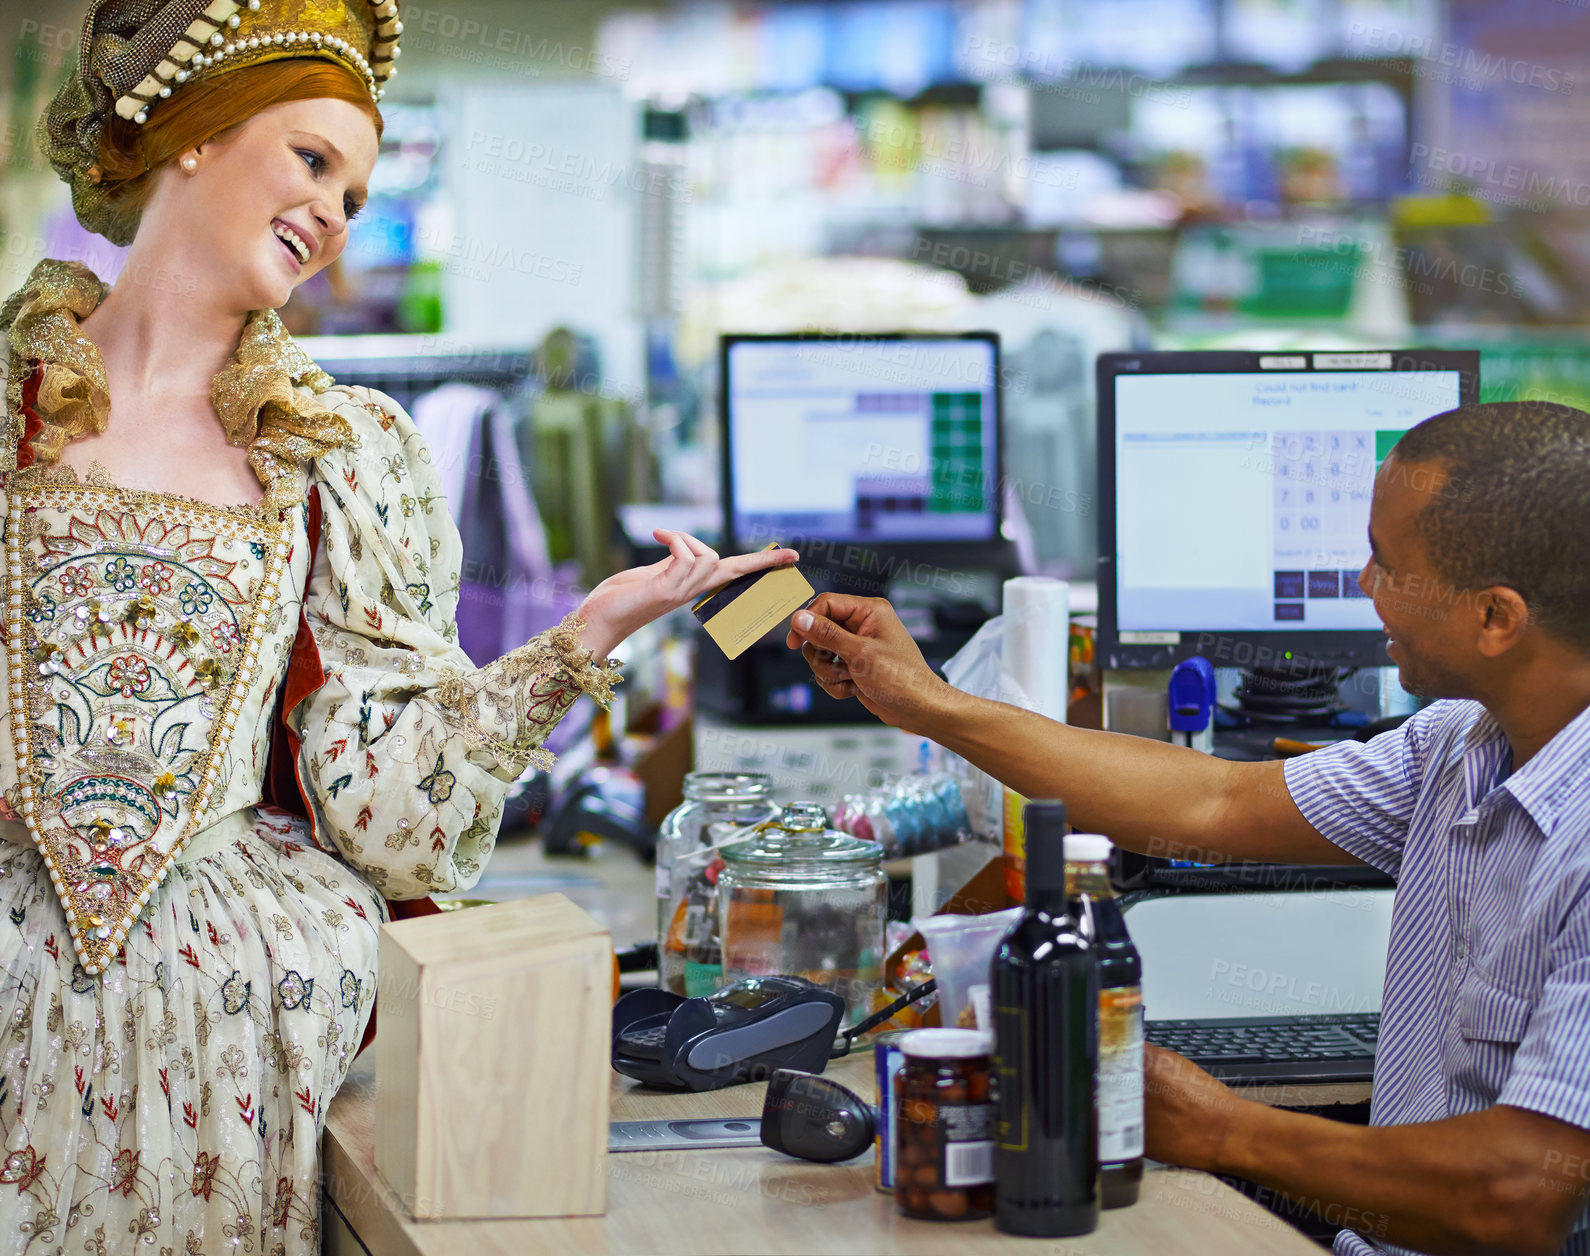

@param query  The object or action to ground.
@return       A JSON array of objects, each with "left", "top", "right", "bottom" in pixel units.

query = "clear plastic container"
[
  {"left": 717, "top": 802, "right": 886, "bottom": 1027},
  {"left": 913, "top": 908, "right": 1024, "bottom": 1030},
  {"left": 655, "top": 773, "right": 777, "bottom": 996}
]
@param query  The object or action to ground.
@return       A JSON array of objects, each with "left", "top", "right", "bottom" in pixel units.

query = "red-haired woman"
[{"left": 0, "top": 3, "right": 794, "bottom": 1249}]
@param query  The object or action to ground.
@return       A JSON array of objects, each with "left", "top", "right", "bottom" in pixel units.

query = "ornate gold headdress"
[{"left": 39, "top": 0, "right": 402, "bottom": 243}]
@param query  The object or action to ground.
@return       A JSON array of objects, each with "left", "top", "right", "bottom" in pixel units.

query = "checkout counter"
[{"left": 322, "top": 1053, "right": 1367, "bottom": 1254}]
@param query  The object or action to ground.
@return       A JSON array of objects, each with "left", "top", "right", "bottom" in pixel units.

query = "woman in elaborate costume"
[{"left": 0, "top": 2, "right": 795, "bottom": 1249}]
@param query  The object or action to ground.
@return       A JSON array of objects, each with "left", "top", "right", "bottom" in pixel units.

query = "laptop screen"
[{"left": 1125, "top": 887, "right": 1393, "bottom": 1022}]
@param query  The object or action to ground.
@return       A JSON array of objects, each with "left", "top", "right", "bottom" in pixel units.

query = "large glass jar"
[
  {"left": 656, "top": 773, "right": 778, "bottom": 996},
  {"left": 717, "top": 802, "right": 886, "bottom": 1027}
]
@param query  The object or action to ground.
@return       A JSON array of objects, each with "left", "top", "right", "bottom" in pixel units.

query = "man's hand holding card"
[{"left": 692, "top": 542, "right": 816, "bottom": 660}]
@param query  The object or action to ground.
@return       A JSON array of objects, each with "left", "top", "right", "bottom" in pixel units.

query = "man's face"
[{"left": 1357, "top": 454, "right": 1474, "bottom": 699}]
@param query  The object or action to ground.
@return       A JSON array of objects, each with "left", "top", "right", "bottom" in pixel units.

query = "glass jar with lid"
[
  {"left": 656, "top": 773, "right": 778, "bottom": 996},
  {"left": 717, "top": 802, "right": 886, "bottom": 1027}
]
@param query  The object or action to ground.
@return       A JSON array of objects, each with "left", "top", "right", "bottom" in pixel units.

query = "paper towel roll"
[{"left": 1001, "top": 576, "right": 1070, "bottom": 724}]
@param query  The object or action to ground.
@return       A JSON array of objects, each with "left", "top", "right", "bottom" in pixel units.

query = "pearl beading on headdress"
[{"left": 114, "top": 0, "right": 401, "bottom": 125}]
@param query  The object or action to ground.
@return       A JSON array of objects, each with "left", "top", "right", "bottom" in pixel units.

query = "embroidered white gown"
[{"left": 0, "top": 260, "right": 616, "bottom": 1254}]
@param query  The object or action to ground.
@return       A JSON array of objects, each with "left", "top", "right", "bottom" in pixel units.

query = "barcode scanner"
[{"left": 760, "top": 1069, "right": 876, "bottom": 1163}]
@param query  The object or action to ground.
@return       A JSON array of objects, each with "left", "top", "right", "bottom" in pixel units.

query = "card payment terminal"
[{"left": 611, "top": 976, "right": 847, "bottom": 1090}]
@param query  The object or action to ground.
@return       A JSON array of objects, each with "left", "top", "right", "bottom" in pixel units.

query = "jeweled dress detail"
[{"left": 0, "top": 260, "right": 616, "bottom": 1253}]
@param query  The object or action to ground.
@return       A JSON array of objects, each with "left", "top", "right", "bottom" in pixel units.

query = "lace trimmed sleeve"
[{"left": 286, "top": 385, "right": 619, "bottom": 898}]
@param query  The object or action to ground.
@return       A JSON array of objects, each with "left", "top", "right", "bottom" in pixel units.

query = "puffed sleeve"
[{"left": 287, "top": 385, "right": 620, "bottom": 898}]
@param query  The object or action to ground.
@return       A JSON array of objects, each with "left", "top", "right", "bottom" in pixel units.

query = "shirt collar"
[
  {"left": 1459, "top": 707, "right": 1513, "bottom": 813},
  {"left": 1483, "top": 699, "right": 1590, "bottom": 832}
]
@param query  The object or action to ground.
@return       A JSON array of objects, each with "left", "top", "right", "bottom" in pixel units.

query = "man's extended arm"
[
  {"left": 787, "top": 593, "right": 1356, "bottom": 867},
  {"left": 1148, "top": 1046, "right": 1590, "bottom": 1256}
]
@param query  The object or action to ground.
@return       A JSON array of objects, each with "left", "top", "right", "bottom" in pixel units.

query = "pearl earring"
[{"left": 180, "top": 155, "right": 198, "bottom": 173}]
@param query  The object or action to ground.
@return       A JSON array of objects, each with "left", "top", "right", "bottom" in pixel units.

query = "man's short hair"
[{"left": 1393, "top": 400, "right": 1590, "bottom": 653}]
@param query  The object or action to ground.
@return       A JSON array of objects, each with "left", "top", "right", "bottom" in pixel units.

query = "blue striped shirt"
[{"left": 1284, "top": 698, "right": 1590, "bottom": 1256}]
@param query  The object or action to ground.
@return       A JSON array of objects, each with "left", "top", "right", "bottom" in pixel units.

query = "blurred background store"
[{"left": 4, "top": 0, "right": 1588, "bottom": 939}]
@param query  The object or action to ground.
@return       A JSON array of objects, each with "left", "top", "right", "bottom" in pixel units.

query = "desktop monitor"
[
  {"left": 721, "top": 333, "right": 1005, "bottom": 575},
  {"left": 1097, "top": 349, "right": 1480, "bottom": 671}
]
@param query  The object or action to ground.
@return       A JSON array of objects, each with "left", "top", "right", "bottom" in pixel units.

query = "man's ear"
[{"left": 1475, "top": 585, "right": 1531, "bottom": 658}]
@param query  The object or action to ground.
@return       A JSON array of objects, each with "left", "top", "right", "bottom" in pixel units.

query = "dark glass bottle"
[
  {"left": 991, "top": 799, "right": 1099, "bottom": 1238},
  {"left": 1067, "top": 834, "right": 1144, "bottom": 1209}
]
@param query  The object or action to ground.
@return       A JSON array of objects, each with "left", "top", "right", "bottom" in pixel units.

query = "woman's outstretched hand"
[{"left": 576, "top": 530, "right": 799, "bottom": 658}]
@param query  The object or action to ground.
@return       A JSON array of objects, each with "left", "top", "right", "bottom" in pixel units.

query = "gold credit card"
[{"left": 691, "top": 545, "right": 815, "bottom": 660}]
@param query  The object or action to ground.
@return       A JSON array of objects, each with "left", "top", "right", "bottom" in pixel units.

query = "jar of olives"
[{"left": 894, "top": 1028, "right": 996, "bottom": 1221}]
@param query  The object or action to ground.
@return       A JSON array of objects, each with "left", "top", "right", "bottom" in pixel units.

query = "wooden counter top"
[{"left": 324, "top": 1050, "right": 1355, "bottom": 1255}]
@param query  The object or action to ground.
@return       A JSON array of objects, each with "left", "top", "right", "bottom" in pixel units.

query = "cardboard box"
[{"left": 376, "top": 894, "right": 611, "bottom": 1219}]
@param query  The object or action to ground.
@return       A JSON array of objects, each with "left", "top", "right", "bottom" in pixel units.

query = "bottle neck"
[
  {"left": 1066, "top": 859, "right": 1113, "bottom": 899},
  {"left": 1025, "top": 883, "right": 1070, "bottom": 914}
]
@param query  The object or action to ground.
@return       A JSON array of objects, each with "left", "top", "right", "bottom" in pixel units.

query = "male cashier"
[{"left": 787, "top": 402, "right": 1590, "bottom": 1256}]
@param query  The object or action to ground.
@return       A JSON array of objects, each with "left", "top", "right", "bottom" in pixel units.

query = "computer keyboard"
[{"left": 1146, "top": 1013, "right": 1378, "bottom": 1084}]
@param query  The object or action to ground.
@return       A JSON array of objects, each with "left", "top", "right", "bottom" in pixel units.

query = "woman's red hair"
[{"left": 94, "top": 59, "right": 383, "bottom": 212}]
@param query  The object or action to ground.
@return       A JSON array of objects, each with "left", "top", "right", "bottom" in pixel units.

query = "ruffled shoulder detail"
[
  {"left": 0, "top": 259, "right": 110, "bottom": 473},
  {"left": 210, "top": 308, "right": 352, "bottom": 513},
  {"left": 0, "top": 258, "right": 354, "bottom": 510}
]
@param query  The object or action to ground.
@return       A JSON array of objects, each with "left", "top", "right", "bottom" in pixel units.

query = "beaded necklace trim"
[{"left": 4, "top": 482, "right": 293, "bottom": 974}]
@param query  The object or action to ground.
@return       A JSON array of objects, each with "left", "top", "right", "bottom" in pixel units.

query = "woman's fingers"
[
  {"left": 655, "top": 528, "right": 717, "bottom": 561},
  {"left": 646, "top": 532, "right": 807, "bottom": 611},
  {"left": 680, "top": 532, "right": 718, "bottom": 561},
  {"left": 710, "top": 547, "right": 800, "bottom": 581},
  {"left": 659, "top": 529, "right": 697, "bottom": 569},
  {"left": 665, "top": 532, "right": 719, "bottom": 592},
  {"left": 675, "top": 547, "right": 801, "bottom": 602}
]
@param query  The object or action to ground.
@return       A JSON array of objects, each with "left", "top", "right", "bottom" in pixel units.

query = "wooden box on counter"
[{"left": 375, "top": 893, "right": 611, "bottom": 1220}]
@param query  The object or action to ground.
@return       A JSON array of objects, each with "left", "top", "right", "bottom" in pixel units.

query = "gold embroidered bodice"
[
  {"left": 4, "top": 480, "right": 310, "bottom": 972},
  {"left": 0, "top": 259, "right": 621, "bottom": 976}
]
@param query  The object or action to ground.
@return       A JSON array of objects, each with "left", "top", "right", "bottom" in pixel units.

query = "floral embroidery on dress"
[{"left": 0, "top": 259, "right": 620, "bottom": 1254}]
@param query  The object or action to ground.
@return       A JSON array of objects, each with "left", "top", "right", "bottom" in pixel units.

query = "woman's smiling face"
[{"left": 144, "top": 96, "right": 379, "bottom": 312}]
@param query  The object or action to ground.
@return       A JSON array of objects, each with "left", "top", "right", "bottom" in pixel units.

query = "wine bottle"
[
  {"left": 1067, "top": 833, "right": 1144, "bottom": 1208},
  {"left": 991, "top": 799, "right": 1099, "bottom": 1237}
]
